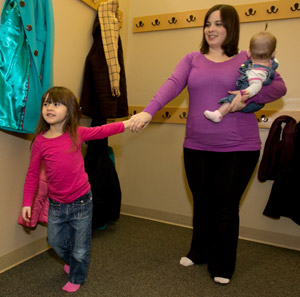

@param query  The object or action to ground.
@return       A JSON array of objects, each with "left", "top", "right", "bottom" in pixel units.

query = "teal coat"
[{"left": 0, "top": 0, "right": 54, "bottom": 133}]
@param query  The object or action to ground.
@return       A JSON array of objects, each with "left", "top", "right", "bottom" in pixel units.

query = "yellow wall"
[
  {"left": 0, "top": 0, "right": 299, "bottom": 272},
  {"left": 0, "top": 0, "right": 129, "bottom": 272},
  {"left": 111, "top": 0, "right": 300, "bottom": 247}
]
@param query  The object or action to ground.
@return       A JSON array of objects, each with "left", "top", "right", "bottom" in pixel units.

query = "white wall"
[
  {"left": 110, "top": 0, "right": 300, "bottom": 249},
  {"left": 0, "top": 0, "right": 46, "bottom": 267},
  {"left": 0, "top": 0, "right": 299, "bottom": 272},
  {"left": 0, "top": 0, "right": 130, "bottom": 271}
]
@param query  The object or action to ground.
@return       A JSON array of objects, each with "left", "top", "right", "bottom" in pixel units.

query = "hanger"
[
  {"left": 80, "top": 0, "right": 103, "bottom": 11},
  {"left": 80, "top": 0, "right": 123, "bottom": 27}
]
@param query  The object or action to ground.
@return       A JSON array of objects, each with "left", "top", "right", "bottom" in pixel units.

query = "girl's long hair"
[
  {"left": 200, "top": 4, "right": 240, "bottom": 57},
  {"left": 31, "top": 87, "right": 81, "bottom": 150}
]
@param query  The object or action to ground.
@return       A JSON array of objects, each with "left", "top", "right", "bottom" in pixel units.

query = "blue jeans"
[{"left": 47, "top": 190, "right": 93, "bottom": 284}]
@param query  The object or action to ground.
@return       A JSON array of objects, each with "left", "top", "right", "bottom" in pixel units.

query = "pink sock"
[
  {"left": 62, "top": 281, "right": 80, "bottom": 293},
  {"left": 64, "top": 264, "right": 70, "bottom": 275}
]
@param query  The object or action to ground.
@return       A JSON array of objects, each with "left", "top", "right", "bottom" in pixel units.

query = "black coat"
[
  {"left": 80, "top": 15, "right": 128, "bottom": 119},
  {"left": 258, "top": 116, "right": 300, "bottom": 225},
  {"left": 84, "top": 118, "right": 122, "bottom": 229}
]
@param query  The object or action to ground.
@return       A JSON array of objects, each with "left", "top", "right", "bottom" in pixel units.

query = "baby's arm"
[{"left": 245, "top": 69, "right": 267, "bottom": 97}]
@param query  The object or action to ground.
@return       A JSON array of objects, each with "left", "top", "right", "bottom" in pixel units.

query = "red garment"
[{"left": 18, "top": 163, "right": 49, "bottom": 227}]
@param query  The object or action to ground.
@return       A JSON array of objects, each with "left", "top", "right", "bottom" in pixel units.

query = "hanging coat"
[
  {"left": 258, "top": 116, "right": 300, "bottom": 226},
  {"left": 0, "top": 0, "right": 54, "bottom": 133},
  {"left": 80, "top": 15, "right": 128, "bottom": 119},
  {"left": 84, "top": 118, "right": 122, "bottom": 229},
  {"left": 18, "top": 163, "right": 49, "bottom": 227}
]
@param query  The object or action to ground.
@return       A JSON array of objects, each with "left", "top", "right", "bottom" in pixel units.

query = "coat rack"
[
  {"left": 133, "top": 0, "right": 300, "bottom": 33},
  {"left": 127, "top": 106, "right": 300, "bottom": 129},
  {"left": 79, "top": 0, "right": 123, "bottom": 27}
]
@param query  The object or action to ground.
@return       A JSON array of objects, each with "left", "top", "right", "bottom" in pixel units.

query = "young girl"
[{"left": 22, "top": 86, "right": 132, "bottom": 293}]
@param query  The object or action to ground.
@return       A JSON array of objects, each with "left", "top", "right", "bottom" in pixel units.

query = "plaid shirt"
[{"left": 98, "top": 0, "right": 121, "bottom": 97}]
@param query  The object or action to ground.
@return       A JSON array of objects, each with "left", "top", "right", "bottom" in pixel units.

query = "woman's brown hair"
[
  {"left": 200, "top": 4, "right": 240, "bottom": 57},
  {"left": 31, "top": 87, "right": 81, "bottom": 150}
]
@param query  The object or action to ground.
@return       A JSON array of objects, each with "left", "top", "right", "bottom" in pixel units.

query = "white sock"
[
  {"left": 214, "top": 277, "right": 230, "bottom": 284},
  {"left": 179, "top": 257, "right": 194, "bottom": 267},
  {"left": 204, "top": 110, "right": 223, "bottom": 123}
]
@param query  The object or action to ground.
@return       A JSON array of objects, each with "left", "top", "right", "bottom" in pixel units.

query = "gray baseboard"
[
  {"left": 121, "top": 204, "right": 193, "bottom": 228},
  {"left": 239, "top": 226, "right": 300, "bottom": 251},
  {"left": 0, "top": 238, "right": 49, "bottom": 274},
  {"left": 121, "top": 204, "right": 300, "bottom": 251}
]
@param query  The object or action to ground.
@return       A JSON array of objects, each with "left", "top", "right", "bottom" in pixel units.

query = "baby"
[{"left": 204, "top": 31, "right": 278, "bottom": 122}]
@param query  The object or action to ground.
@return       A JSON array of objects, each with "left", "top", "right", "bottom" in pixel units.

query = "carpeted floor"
[{"left": 0, "top": 214, "right": 299, "bottom": 297}]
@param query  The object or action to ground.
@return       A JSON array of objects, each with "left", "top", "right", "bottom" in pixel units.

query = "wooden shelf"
[
  {"left": 133, "top": 1, "right": 300, "bottom": 33},
  {"left": 128, "top": 105, "right": 300, "bottom": 129}
]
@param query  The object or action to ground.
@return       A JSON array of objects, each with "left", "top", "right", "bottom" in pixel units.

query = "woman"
[{"left": 130, "top": 4, "right": 286, "bottom": 284}]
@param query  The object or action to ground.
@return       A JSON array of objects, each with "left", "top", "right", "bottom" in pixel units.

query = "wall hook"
[
  {"left": 257, "top": 114, "right": 268, "bottom": 122},
  {"left": 179, "top": 112, "right": 187, "bottom": 119},
  {"left": 290, "top": 3, "right": 300, "bottom": 11},
  {"left": 245, "top": 8, "right": 256, "bottom": 16},
  {"left": 152, "top": 19, "right": 160, "bottom": 26},
  {"left": 186, "top": 15, "right": 196, "bottom": 22},
  {"left": 265, "top": 22, "right": 268, "bottom": 31},
  {"left": 168, "top": 17, "right": 177, "bottom": 24},
  {"left": 136, "top": 21, "right": 144, "bottom": 28},
  {"left": 267, "top": 6, "right": 278, "bottom": 14},
  {"left": 162, "top": 111, "right": 171, "bottom": 119}
]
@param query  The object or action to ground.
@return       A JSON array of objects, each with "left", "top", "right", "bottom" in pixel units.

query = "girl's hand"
[
  {"left": 225, "top": 91, "right": 247, "bottom": 113},
  {"left": 123, "top": 118, "right": 133, "bottom": 129},
  {"left": 129, "top": 112, "right": 152, "bottom": 132},
  {"left": 22, "top": 206, "right": 31, "bottom": 222}
]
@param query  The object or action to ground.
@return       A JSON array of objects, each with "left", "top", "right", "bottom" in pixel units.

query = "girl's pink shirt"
[{"left": 23, "top": 122, "right": 125, "bottom": 206}]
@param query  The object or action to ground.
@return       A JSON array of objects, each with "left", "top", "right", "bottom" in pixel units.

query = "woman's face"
[{"left": 204, "top": 10, "right": 227, "bottom": 50}]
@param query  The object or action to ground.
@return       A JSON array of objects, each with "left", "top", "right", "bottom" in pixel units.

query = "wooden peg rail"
[
  {"left": 128, "top": 106, "right": 300, "bottom": 129},
  {"left": 133, "top": 0, "right": 300, "bottom": 33}
]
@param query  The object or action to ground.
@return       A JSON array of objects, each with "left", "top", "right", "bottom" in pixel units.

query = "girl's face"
[
  {"left": 204, "top": 10, "right": 227, "bottom": 50},
  {"left": 42, "top": 99, "right": 67, "bottom": 130}
]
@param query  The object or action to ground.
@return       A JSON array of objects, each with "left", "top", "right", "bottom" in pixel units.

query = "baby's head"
[{"left": 249, "top": 31, "right": 277, "bottom": 60}]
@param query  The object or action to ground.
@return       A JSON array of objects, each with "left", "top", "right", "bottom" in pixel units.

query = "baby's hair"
[
  {"left": 31, "top": 86, "right": 81, "bottom": 150},
  {"left": 249, "top": 31, "right": 277, "bottom": 60}
]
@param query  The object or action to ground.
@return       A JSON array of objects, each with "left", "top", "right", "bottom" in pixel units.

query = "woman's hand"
[
  {"left": 129, "top": 111, "right": 153, "bottom": 132},
  {"left": 225, "top": 90, "right": 247, "bottom": 113}
]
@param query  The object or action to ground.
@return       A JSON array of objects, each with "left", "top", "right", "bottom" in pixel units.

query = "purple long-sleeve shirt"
[{"left": 144, "top": 51, "right": 286, "bottom": 152}]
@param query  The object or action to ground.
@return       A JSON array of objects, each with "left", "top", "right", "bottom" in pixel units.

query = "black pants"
[{"left": 184, "top": 148, "right": 260, "bottom": 278}]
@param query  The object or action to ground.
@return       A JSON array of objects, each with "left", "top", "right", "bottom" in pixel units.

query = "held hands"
[
  {"left": 128, "top": 111, "right": 153, "bottom": 132},
  {"left": 22, "top": 206, "right": 31, "bottom": 222},
  {"left": 225, "top": 90, "right": 247, "bottom": 113}
]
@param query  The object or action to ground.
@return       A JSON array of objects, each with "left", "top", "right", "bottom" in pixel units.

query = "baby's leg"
[{"left": 204, "top": 103, "right": 229, "bottom": 123}]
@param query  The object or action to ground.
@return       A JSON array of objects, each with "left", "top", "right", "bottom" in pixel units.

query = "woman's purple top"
[{"left": 144, "top": 51, "right": 287, "bottom": 152}]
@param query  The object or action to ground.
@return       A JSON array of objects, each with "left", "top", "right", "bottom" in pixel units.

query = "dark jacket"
[
  {"left": 80, "top": 15, "right": 128, "bottom": 119},
  {"left": 84, "top": 118, "right": 122, "bottom": 229},
  {"left": 258, "top": 116, "right": 300, "bottom": 225}
]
